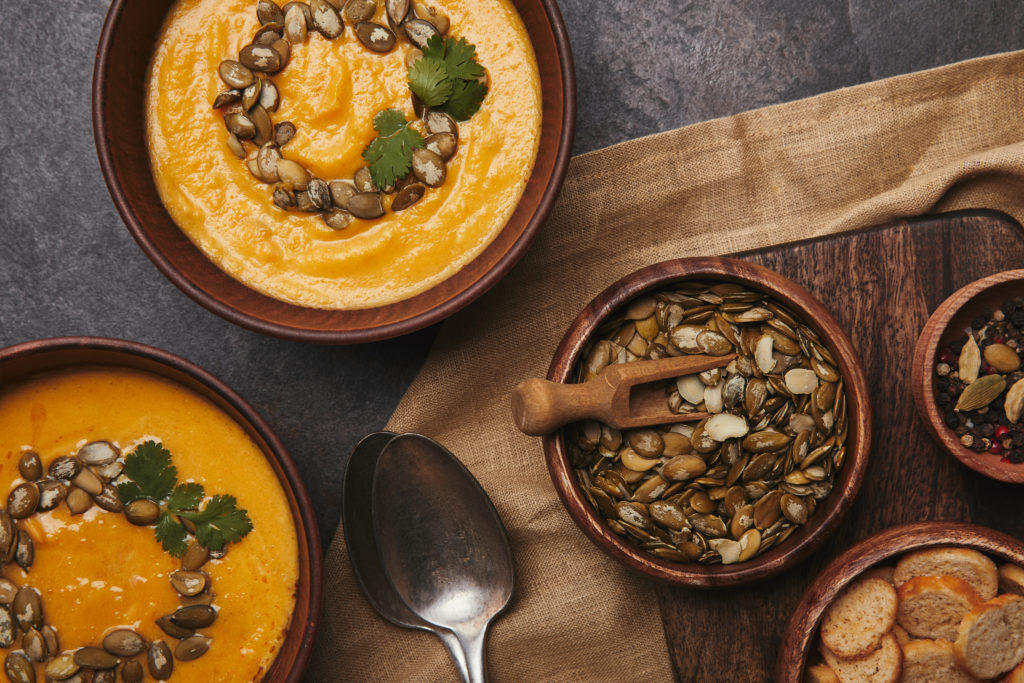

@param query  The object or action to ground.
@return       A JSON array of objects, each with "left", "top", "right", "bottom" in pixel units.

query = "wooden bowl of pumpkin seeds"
[
  {"left": 543, "top": 257, "right": 872, "bottom": 587},
  {"left": 92, "top": 0, "right": 575, "bottom": 343},
  {"left": 912, "top": 269, "right": 1024, "bottom": 483},
  {"left": 0, "top": 337, "right": 322, "bottom": 682}
]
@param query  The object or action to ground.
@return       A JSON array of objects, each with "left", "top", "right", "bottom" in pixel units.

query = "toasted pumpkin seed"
[
  {"left": 175, "top": 634, "right": 212, "bottom": 662},
  {"left": 14, "top": 530, "right": 32, "bottom": 571},
  {"left": 402, "top": 17, "right": 438, "bottom": 48},
  {"left": 93, "top": 484, "right": 123, "bottom": 512},
  {"left": 311, "top": 0, "right": 344, "bottom": 38},
  {"left": 348, "top": 192, "right": 385, "bottom": 219},
  {"left": 386, "top": 0, "right": 410, "bottom": 26},
  {"left": 66, "top": 486, "right": 92, "bottom": 515},
  {"left": 218, "top": 60, "right": 254, "bottom": 89},
  {"left": 45, "top": 653, "right": 79, "bottom": 679},
  {"left": 8, "top": 483, "right": 38, "bottom": 519},
  {"left": 0, "top": 607, "right": 13, "bottom": 648},
  {"left": 18, "top": 452, "right": 42, "bottom": 481},
  {"left": 169, "top": 605, "right": 218, "bottom": 630},
  {"left": 284, "top": 4, "right": 309, "bottom": 42},
  {"left": 13, "top": 587, "right": 42, "bottom": 632},
  {"left": 103, "top": 629, "right": 146, "bottom": 657},
  {"left": 356, "top": 21, "right": 396, "bottom": 51},
  {"left": 4, "top": 652, "right": 33, "bottom": 683},
  {"left": 148, "top": 640, "right": 174, "bottom": 680}
]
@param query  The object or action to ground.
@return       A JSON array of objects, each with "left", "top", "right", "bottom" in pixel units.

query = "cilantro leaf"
[
  {"left": 442, "top": 78, "right": 488, "bottom": 121},
  {"left": 421, "top": 34, "right": 446, "bottom": 61},
  {"left": 116, "top": 481, "right": 145, "bottom": 505},
  {"left": 408, "top": 35, "right": 487, "bottom": 121},
  {"left": 408, "top": 57, "right": 452, "bottom": 108},
  {"left": 167, "top": 482, "right": 205, "bottom": 512},
  {"left": 119, "top": 441, "right": 177, "bottom": 503},
  {"left": 362, "top": 109, "right": 425, "bottom": 189},
  {"left": 440, "top": 37, "right": 484, "bottom": 81},
  {"left": 155, "top": 515, "right": 189, "bottom": 557},
  {"left": 373, "top": 109, "right": 410, "bottom": 137},
  {"left": 180, "top": 495, "right": 254, "bottom": 552}
]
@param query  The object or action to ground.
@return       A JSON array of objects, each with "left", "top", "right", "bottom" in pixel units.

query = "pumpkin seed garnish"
[
  {"left": 214, "top": 0, "right": 486, "bottom": 223},
  {"left": 0, "top": 440, "right": 246, "bottom": 678}
]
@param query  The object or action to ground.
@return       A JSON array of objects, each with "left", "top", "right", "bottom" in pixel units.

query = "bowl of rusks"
[{"left": 777, "top": 522, "right": 1024, "bottom": 683}]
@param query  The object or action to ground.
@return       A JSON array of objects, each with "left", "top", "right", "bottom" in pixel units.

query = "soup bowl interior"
[
  {"left": 541, "top": 257, "right": 872, "bottom": 588},
  {"left": 0, "top": 337, "right": 321, "bottom": 683},
  {"left": 911, "top": 269, "right": 1024, "bottom": 482},
  {"left": 92, "top": 0, "right": 575, "bottom": 343},
  {"left": 775, "top": 521, "right": 1024, "bottom": 682}
]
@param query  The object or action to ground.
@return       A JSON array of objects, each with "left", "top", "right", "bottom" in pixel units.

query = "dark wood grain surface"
[{"left": 658, "top": 210, "right": 1024, "bottom": 682}]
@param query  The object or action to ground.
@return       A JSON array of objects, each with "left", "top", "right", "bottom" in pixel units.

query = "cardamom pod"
[
  {"left": 955, "top": 373, "right": 1006, "bottom": 411},
  {"left": 959, "top": 335, "right": 981, "bottom": 384},
  {"left": 1005, "top": 377, "right": 1024, "bottom": 423}
]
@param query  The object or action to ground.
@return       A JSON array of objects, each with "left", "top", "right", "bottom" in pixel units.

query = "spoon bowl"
[
  {"left": 372, "top": 433, "right": 514, "bottom": 682},
  {"left": 342, "top": 432, "right": 470, "bottom": 680}
]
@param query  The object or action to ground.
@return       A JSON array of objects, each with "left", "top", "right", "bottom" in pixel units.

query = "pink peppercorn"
[
  {"left": 996, "top": 426, "right": 1011, "bottom": 440},
  {"left": 990, "top": 442, "right": 1004, "bottom": 455},
  {"left": 938, "top": 349, "right": 955, "bottom": 364}
]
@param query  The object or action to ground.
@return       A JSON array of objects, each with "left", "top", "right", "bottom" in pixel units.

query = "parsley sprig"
[
  {"left": 409, "top": 36, "right": 488, "bottom": 121},
  {"left": 117, "top": 441, "right": 254, "bottom": 557},
  {"left": 362, "top": 109, "right": 425, "bottom": 189}
]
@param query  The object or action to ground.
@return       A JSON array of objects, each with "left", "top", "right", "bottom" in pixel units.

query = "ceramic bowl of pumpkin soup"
[
  {"left": 0, "top": 338, "right": 320, "bottom": 682},
  {"left": 94, "top": 0, "right": 575, "bottom": 343}
]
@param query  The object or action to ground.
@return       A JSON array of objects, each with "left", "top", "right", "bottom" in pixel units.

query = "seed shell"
[
  {"left": 18, "top": 452, "right": 42, "bottom": 481},
  {"left": 356, "top": 21, "right": 396, "bottom": 52},
  {"left": 148, "top": 640, "right": 174, "bottom": 680}
]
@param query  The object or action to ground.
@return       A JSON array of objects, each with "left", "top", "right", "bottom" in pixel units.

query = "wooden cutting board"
[{"left": 658, "top": 210, "right": 1024, "bottom": 681}]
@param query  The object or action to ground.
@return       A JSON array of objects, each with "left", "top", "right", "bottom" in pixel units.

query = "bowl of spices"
[
  {"left": 93, "top": 0, "right": 575, "bottom": 343},
  {"left": 912, "top": 269, "right": 1024, "bottom": 482},
  {"left": 540, "top": 257, "right": 872, "bottom": 587}
]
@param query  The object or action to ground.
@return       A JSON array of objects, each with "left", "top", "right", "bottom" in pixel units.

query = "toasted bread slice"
[
  {"left": 897, "top": 575, "right": 983, "bottom": 641},
  {"left": 1005, "top": 658, "right": 1024, "bottom": 683},
  {"left": 863, "top": 565, "right": 895, "bottom": 585},
  {"left": 900, "top": 639, "right": 977, "bottom": 683},
  {"left": 892, "top": 624, "right": 912, "bottom": 647},
  {"left": 1000, "top": 564, "right": 1024, "bottom": 596},
  {"left": 894, "top": 548, "right": 998, "bottom": 600},
  {"left": 805, "top": 663, "right": 839, "bottom": 683},
  {"left": 821, "top": 633, "right": 902, "bottom": 683},
  {"left": 954, "top": 594, "right": 1024, "bottom": 679},
  {"left": 820, "top": 577, "right": 898, "bottom": 658}
]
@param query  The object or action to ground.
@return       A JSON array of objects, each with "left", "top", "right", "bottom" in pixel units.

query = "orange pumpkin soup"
[
  {"left": 0, "top": 368, "right": 297, "bottom": 681},
  {"left": 146, "top": 0, "right": 542, "bottom": 310}
]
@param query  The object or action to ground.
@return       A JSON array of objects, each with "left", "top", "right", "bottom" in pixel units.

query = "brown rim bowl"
[
  {"left": 0, "top": 337, "right": 322, "bottom": 682},
  {"left": 911, "top": 269, "right": 1024, "bottom": 482},
  {"left": 92, "top": 0, "right": 575, "bottom": 344},
  {"left": 776, "top": 521, "right": 1024, "bottom": 681},
  {"left": 541, "top": 257, "right": 872, "bottom": 588}
]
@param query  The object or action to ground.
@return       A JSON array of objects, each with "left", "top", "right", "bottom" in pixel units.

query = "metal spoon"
[
  {"left": 342, "top": 432, "right": 470, "bottom": 681},
  {"left": 372, "top": 433, "right": 514, "bottom": 683}
]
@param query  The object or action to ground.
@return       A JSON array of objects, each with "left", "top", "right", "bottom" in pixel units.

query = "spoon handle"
[
  {"left": 454, "top": 625, "right": 490, "bottom": 683},
  {"left": 437, "top": 630, "right": 472, "bottom": 683}
]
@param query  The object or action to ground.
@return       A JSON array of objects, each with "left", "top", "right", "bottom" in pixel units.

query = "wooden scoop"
[{"left": 511, "top": 353, "right": 736, "bottom": 436}]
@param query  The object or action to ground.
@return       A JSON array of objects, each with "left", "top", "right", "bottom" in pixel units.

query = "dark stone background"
[{"left": 0, "top": 0, "right": 1020, "bottom": 551}]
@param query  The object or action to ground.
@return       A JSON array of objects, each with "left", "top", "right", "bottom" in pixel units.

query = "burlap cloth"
[{"left": 308, "top": 51, "right": 1024, "bottom": 681}]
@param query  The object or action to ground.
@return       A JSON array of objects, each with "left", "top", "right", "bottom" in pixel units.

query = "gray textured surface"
[{"left": 0, "top": 0, "right": 1021, "bottom": 556}]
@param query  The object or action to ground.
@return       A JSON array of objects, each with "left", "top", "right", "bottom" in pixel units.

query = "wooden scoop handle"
[{"left": 511, "top": 377, "right": 610, "bottom": 436}]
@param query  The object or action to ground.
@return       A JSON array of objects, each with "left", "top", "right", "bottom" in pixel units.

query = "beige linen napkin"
[{"left": 309, "top": 50, "right": 1024, "bottom": 681}]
